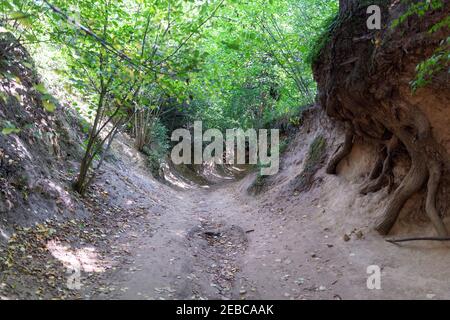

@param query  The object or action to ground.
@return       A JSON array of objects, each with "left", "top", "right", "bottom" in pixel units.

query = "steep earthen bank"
[{"left": 313, "top": 0, "right": 450, "bottom": 236}]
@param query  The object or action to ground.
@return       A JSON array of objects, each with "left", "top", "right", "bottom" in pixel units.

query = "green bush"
[{"left": 306, "top": 13, "right": 339, "bottom": 66}]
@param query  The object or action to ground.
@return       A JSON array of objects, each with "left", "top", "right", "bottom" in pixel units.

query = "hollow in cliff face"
[{"left": 313, "top": 0, "right": 450, "bottom": 236}]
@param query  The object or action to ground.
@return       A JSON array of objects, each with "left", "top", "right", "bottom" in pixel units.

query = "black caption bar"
[{"left": 0, "top": 300, "right": 440, "bottom": 319}]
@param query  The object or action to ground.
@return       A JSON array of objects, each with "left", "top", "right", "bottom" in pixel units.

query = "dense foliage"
[{"left": 1, "top": 0, "right": 338, "bottom": 192}]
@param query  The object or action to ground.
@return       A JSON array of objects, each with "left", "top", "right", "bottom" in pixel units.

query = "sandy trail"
[
  {"left": 86, "top": 175, "right": 366, "bottom": 300},
  {"left": 90, "top": 180, "right": 253, "bottom": 300},
  {"left": 85, "top": 168, "right": 450, "bottom": 300}
]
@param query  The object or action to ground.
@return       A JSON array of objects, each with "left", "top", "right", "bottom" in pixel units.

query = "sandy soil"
[{"left": 86, "top": 177, "right": 450, "bottom": 300}]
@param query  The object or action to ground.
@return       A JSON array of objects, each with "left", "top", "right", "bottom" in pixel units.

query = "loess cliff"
[{"left": 313, "top": 0, "right": 450, "bottom": 236}]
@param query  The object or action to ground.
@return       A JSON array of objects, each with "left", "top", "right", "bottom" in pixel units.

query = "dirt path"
[
  {"left": 88, "top": 181, "right": 254, "bottom": 300},
  {"left": 83, "top": 166, "right": 377, "bottom": 300},
  {"left": 87, "top": 170, "right": 450, "bottom": 300}
]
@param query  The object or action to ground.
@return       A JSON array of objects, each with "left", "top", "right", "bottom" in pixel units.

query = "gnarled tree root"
[
  {"left": 425, "top": 161, "right": 448, "bottom": 237},
  {"left": 375, "top": 157, "right": 448, "bottom": 236},
  {"left": 360, "top": 137, "right": 398, "bottom": 195},
  {"left": 326, "top": 123, "right": 354, "bottom": 175},
  {"left": 368, "top": 147, "right": 386, "bottom": 180},
  {"left": 375, "top": 156, "right": 428, "bottom": 235}
]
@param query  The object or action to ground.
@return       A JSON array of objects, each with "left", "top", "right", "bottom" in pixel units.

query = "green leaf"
[
  {"left": 2, "top": 121, "right": 21, "bottom": 135},
  {"left": 42, "top": 100, "right": 56, "bottom": 112},
  {"left": 0, "top": 91, "right": 8, "bottom": 102},
  {"left": 2, "top": 127, "right": 20, "bottom": 135},
  {"left": 9, "top": 11, "right": 28, "bottom": 20},
  {"left": 22, "top": 62, "right": 33, "bottom": 69},
  {"left": 9, "top": 11, "right": 32, "bottom": 28},
  {"left": 33, "top": 83, "right": 47, "bottom": 94}
]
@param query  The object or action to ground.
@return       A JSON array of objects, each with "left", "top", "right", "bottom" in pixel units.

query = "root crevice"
[{"left": 360, "top": 137, "right": 398, "bottom": 195}]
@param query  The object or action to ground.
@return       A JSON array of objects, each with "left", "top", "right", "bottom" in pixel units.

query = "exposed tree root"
[
  {"left": 375, "top": 154, "right": 448, "bottom": 236},
  {"left": 375, "top": 154, "right": 428, "bottom": 235},
  {"left": 360, "top": 137, "right": 398, "bottom": 195},
  {"left": 374, "top": 110, "right": 448, "bottom": 236},
  {"left": 386, "top": 237, "right": 450, "bottom": 244},
  {"left": 326, "top": 123, "right": 353, "bottom": 175},
  {"left": 425, "top": 161, "right": 448, "bottom": 237},
  {"left": 368, "top": 147, "right": 386, "bottom": 180}
]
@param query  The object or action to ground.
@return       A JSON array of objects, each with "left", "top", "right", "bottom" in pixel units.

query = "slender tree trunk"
[{"left": 73, "top": 90, "right": 105, "bottom": 195}]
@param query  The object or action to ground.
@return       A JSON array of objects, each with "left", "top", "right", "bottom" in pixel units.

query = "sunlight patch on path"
[{"left": 46, "top": 240, "right": 108, "bottom": 273}]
